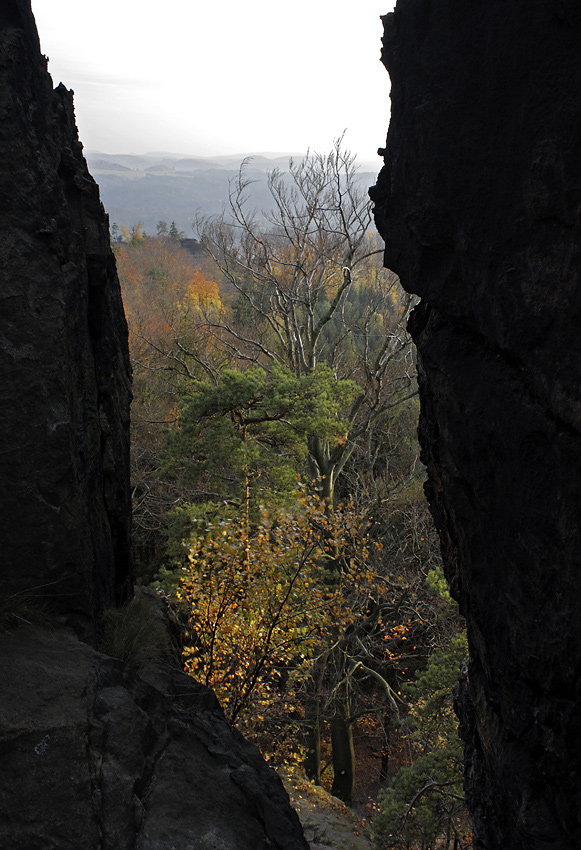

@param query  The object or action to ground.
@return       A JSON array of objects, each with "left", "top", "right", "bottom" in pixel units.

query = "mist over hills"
[{"left": 85, "top": 151, "right": 381, "bottom": 235}]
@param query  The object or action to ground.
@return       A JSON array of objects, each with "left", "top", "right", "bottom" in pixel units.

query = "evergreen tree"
[
  {"left": 165, "top": 363, "right": 358, "bottom": 515},
  {"left": 374, "top": 631, "right": 470, "bottom": 850},
  {"left": 169, "top": 220, "right": 185, "bottom": 240}
]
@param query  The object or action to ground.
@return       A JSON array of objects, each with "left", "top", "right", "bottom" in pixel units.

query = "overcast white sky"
[{"left": 31, "top": 0, "right": 396, "bottom": 165}]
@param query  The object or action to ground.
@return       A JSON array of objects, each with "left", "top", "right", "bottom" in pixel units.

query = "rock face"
[
  {"left": 0, "top": 618, "right": 307, "bottom": 850},
  {"left": 371, "top": 2, "right": 581, "bottom": 848},
  {"left": 0, "top": 0, "right": 132, "bottom": 633},
  {"left": 0, "top": 5, "right": 309, "bottom": 849}
]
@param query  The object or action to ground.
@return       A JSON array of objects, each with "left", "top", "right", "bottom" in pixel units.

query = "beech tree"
[
  {"left": 174, "top": 499, "right": 332, "bottom": 730},
  {"left": 156, "top": 482, "right": 456, "bottom": 804},
  {"left": 196, "top": 138, "right": 417, "bottom": 504}
]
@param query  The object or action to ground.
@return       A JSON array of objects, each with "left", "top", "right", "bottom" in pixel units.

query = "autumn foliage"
[
  {"left": 176, "top": 501, "right": 329, "bottom": 730},
  {"left": 116, "top": 137, "right": 469, "bottom": 844},
  {"left": 117, "top": 235, "right": 221, "bottom": 355},
  {"left": 114, "top": 233, "right": 224, "bottom": 573}
]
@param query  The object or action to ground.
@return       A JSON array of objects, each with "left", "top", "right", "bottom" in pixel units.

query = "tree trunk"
[
  {"left": 379, "top": 709, "right": 391, "bottom": 784},
  {"left": 320, "top": 467, "right": 334, "bottom": 506},
  {"left": 303, "top": 696, "right": 321, "bottom": 784},
  {"left": 303, "top": 654, "right": 327, "bottom": 784},
  {"left": 307, "top": 438, "right": 335, "bottom": 509},
  {"left": 241, "top": 427, "right": 250, "bottom": 569},
  {"left": 331, "top": 714, "right": 355, "bottom": 806}
]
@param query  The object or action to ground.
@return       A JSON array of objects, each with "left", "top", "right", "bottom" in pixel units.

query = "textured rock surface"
[
  {"left": 0, "top": 622, "right": 308, "bottom": 850},
  {"left": 279, "top": 770, "right": 373, "bottom": 850},
  {"left": 371, "top": 2, "right": 581, "bottom": 848},
  {"left": 0, "top": 0, "right": 132, "bottom": 633}
]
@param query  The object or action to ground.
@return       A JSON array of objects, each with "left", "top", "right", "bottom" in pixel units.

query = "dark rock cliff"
[
  {"left": 0, "top": 4, "right": 309, "bottom": 847},
  {"left": 0, "top": 0, "right": 132, "bottom": 632},
  {"left": 371, "top": 2, "right": 581, "bottom": 847}
]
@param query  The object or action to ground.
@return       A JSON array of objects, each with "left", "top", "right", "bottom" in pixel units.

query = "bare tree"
[{"left": 196, "top": 137, "right": 417, "bottom": 504}]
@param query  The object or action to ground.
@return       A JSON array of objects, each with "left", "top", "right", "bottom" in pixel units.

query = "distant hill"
[
  {"left": 85, "top": 151, "right": 381, "bottom": 235},
  {"left": 89, "top": 159, "right": 132, "bottom": 172}
]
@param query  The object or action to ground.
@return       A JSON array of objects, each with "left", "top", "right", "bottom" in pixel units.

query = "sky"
[{"left": 31, "top": 0, "right": 396, "bottom": 166}]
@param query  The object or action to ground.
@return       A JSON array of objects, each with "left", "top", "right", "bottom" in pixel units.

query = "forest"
[{"left": 114, "top": 141, "right": 471, "bottom": 850}]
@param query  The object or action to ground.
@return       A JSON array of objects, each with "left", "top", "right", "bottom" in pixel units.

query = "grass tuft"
[{"left": 100, "top": 594, "right": 170, "bottom": 673}]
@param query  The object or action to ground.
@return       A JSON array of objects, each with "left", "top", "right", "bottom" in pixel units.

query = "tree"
[
  {"left": 157, "top": 493, "right": 419, "bottom": 771},
  {"left": 156, "top": 331, "right": 463, "bottom": 804},
  {"left": 121, "top": 222, "right": 146, "bottom": 244},
  {"left": 164, "top": 362, "right": 358, "bottom": 523},
  {"left": 173, "top": 499, "right": 335, "bottom": 730},
  {"left": 115, "top": 234, "right": 222, "bottom": 578},
  {"left": 296, "top": 494, "right": 458, "bottom": 802},
  {"left": 373, "top": 633, "right": 470, "bottom": 850},
  {"left": 122, "top": 144, "right": 463, "bottom": 812},
  {"left": 169, "top": 220, "right": 185, "bottom": 240},
  {"left": 157, "top": 459, "right": 460, "bottom": 805},
  {"left": 171, "top": 141, "right": 426, "bottom": 803},
  {"left": 197, "top": 137, "right": 417, "bottom": 504}
]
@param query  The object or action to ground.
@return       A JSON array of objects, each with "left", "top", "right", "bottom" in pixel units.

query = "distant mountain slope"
[{"left": 86, "top": 151, "right": 380, "bottom": 235}]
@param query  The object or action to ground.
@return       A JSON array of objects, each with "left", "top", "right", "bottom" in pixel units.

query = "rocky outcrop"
[
  {"left": 0, "top": 0, "right": 132, "bottom": 635},
  {"left": 0, "top": 617, "right": 307, "bottom": 850},
  {"left": 371, "top": 2, "right": 581, "bottom": 848}
]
